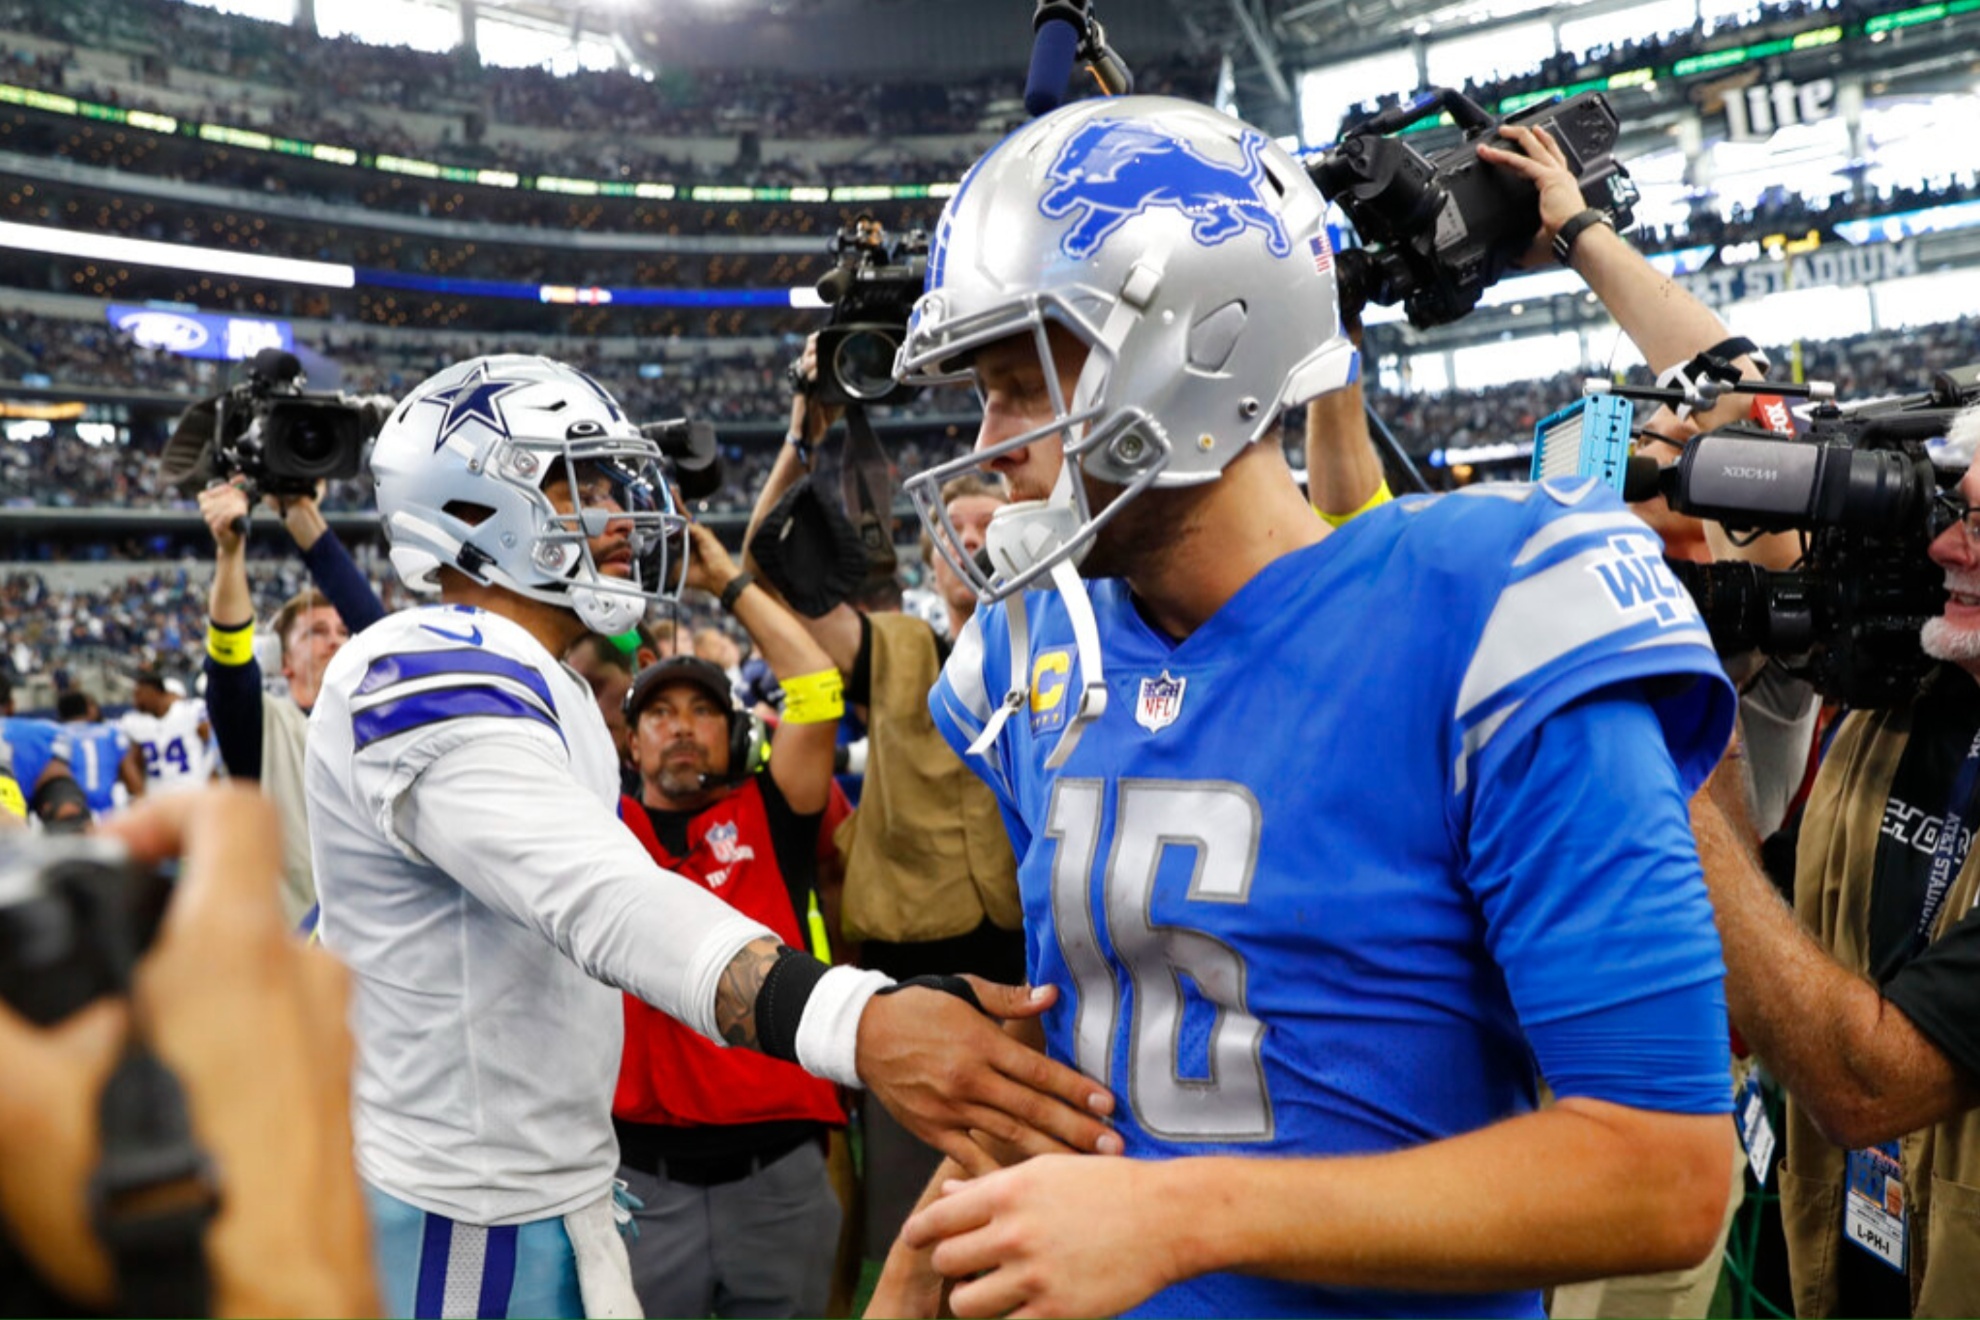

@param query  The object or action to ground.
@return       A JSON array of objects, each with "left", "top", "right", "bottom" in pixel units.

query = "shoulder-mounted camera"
[
  {"left": 1631, "top": 367, "right": 1980, "bottom": 707},
  {"left": 160, "top": 348, "right": 387, "bottom": 499},
  {"left": 811, "top": 217, "right": 930, "bottom": 407},
  {"left": 1308, "top": 88, "right": 1639, "bottom": 329}
]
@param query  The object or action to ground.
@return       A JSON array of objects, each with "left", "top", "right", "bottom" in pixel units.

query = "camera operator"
[
  {"left": 1691, "top": 411, "right": 1980, "bottom": 1319},
  {"left": 744, "top": 333, "right": 1025, "bottom": 1262},
  {"left": 0, "top": 787, "right": 375, "bottom": 1317},
  {"left": 195, "top": 479, "right": 384, "bottom": 929}
]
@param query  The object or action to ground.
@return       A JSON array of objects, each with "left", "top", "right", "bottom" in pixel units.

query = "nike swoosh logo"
[{"left": 420, "top": 623, "right": 484, "bottom": 646}]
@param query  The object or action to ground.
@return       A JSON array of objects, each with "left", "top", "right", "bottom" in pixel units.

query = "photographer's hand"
[
  {"left": 0, "top": 791, "right": 375, "bottom": 1317},
  {"left": 0, "top": 998, "right": 126, "bottom": 1307},
  {"left": 199, "top": 480, "right": 256, "bottom": 638},
  {"left": 788, "top": 331, "right": 844, "bottom": 452},
  {"left": 1486, "top": 123, "right": 1764, "bottom": 435},
  {"left": 681, "top": 520, "right": 744, "bottom": 600},
  {"left": 1477, "top": 124, "right": 1590, "bottom": 269},
  {"left": 271, "top": 482, "right": 329, "bottom": 553},
  {"left": 112, "top": 788, "right": 376, "bottom": 1318},
  {"left": 198, "top": 480, "right": 251, "bottom": 559}
]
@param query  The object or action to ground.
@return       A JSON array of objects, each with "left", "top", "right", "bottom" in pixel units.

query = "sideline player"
[
  {"left": 307, "top": 355, "right": 1118, "bottom": 1318},
  {"left": 119, "top": 670, "right": 218, "bottom": 795},
  {"left": 51, "top": 690, "right": 141, "bottom": 816},
  {"left": 881, "top": 97, "right": 1740, "bottom": 1318}
]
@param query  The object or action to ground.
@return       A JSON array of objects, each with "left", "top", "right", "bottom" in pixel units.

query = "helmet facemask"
[
  {"left": 373, "top": 356, "right": 696, "bottom": 639},
  {"left": 521, "top": 435, "right": 689, "bottom": 636},
  {"left": 901, "top": 295, "right": 1172, "bottom": 607}
]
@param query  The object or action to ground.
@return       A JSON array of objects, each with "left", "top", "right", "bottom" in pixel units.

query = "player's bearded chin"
[{"left": 1077, "top": 472, "right": 1183, "bottom": 582}]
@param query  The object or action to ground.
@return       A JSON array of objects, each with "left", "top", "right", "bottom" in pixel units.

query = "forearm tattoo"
[{"left": 714, "top": 936, "right": 783, "bottom": 1050}]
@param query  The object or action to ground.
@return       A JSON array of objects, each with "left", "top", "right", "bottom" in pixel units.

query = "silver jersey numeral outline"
[{"left": 1047, "top": 777, "right": 1273, "bottom": 1142}]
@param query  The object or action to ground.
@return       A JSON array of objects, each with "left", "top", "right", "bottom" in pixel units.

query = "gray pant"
[{"left": 619, "top": 1141, "right": 841, "bottom": 1319}]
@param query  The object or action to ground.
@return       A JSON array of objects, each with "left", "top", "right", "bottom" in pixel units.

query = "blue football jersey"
[
  {"left": 52, "top": 721, "right": 132, "bottom": 815},
  {"left": 931, "top": 478, "right": 1737, "bottom": 1318},
  {"left": 0, "top": 717, "right": 63, "bottom": 800}
]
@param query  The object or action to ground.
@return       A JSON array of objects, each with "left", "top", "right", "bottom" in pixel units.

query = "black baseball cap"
[{"left": 624, "top": 656, "right": 734, "bottom": 723}]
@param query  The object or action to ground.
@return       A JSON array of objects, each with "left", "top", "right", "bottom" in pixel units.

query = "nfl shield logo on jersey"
[{"left": 1136, "top": 671, "right": 1187, "bottom": 732}]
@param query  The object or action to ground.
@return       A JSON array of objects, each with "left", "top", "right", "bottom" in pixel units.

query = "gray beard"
[{"left": 1922, "top": 616, "right": 1980, "bottom": 665}]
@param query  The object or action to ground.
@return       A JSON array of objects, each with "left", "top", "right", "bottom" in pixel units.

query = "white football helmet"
[
  {"left": 370, "top": 355, "right": 687, "bottom": 636},
  {"left": 899, "top": 94, "right": 1360, "bottom": 602}
]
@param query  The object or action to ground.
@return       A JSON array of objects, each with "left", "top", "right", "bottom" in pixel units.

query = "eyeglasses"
[{"left": 1932, "top": 491, "right": 1980, "bottom": 542}]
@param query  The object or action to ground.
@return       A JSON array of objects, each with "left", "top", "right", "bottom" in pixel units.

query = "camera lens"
[
  {"left": 285, "top": 417, "right": 337, "bottom": 467},
  {"left": 833, "top": 327, "right": 902, "bottom": 402}
]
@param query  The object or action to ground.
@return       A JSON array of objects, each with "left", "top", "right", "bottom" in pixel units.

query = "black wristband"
[
  {"left": 1552, "top": 208, "right": 1613, "bottom": 265},
  {"left": 755, "top": 945, "right": 829, "bottom": 1064},
  {"left": 1705, "top": 335, "right": 1772, "bottom": 374},
  {"left": 718, "top": 571, "right": 754, "bottom": 614},
  {"left": 874, "top": 974, "right": 987, "bottom": 1014}
]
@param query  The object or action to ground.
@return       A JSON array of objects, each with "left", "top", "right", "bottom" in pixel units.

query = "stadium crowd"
[
  {"left": 1332, "top": 0, "right": 1921, "bottom": 136},
  {"left": 4, "top": 314, "right": 1976, "bottom": 525},
  {"left": 0, "top": 0, "right": 1215, "bottom": 188},
  {"left": 5, "top": 311, "right": 1975, "bottom": 692}
]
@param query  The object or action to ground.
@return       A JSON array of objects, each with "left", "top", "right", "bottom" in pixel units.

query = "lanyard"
[
  {"left": 1919, "top": 725, "right": 1980, "bottom": 941},
  {"left": 1877, "top": 724, "right": 1980, "bottom": 982}
]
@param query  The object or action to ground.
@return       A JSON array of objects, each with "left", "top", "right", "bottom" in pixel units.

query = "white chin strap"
[
  {"left": 968, "top": 465, "right": 1109, "bottom": 770},
  {"left": 571, "top": 587, "right": 645, "bottom": 636}
]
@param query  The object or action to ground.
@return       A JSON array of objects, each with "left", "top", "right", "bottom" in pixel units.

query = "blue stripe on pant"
[{"left": 366, "top": 1185, "right": 584, "bottom": 1319}]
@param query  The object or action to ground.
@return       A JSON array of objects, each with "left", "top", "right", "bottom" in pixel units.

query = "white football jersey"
[
  {"left": 307, "top": 603, "right": 770, "bottom": 1226},
  {"left": 120, "top": 698, "right": 216, "bottom": 794}
]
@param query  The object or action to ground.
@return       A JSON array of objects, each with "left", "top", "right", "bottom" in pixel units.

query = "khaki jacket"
[
  {"left": 1782, "top": 674, "right": 1980, "bottom": 1317},
  {"left": 264, "top": 693, "right": 316, "bottom": 929},
  {"left": 836, "top": 612, "right": 1022, "bottom": 944}
]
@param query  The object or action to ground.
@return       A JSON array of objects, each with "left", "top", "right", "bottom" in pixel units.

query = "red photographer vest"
[{"left": 612, "top": 781, "right": 845, "bottom": 1129}]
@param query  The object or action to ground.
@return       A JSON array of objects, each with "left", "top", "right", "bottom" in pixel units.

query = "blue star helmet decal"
[
  {"left": 420, "top": 362, "right": 532, "bottom": 451},
  {"left": 1039, "top": 118, "right": 1292, "bottom": 260}
]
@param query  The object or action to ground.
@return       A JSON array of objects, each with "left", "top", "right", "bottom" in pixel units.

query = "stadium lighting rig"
[{"left": 0, "top": 220, "right": 357, "bottom": 289}]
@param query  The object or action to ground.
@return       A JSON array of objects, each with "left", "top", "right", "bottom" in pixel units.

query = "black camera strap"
[
  {"left": 838, "top": 404, "right": 898, "bottom": 582},
  {"left": 90, "top": 1043, "right": 218, "bottom": 1317},
  {"left": 1875, "top": 725, "right": 1980, "bottom": 983}
]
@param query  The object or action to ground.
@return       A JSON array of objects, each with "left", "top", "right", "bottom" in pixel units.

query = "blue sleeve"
[
  {"left": 1466, "top": 683, "right": 1732, "bottom": 1115},
  {"left": 928, "top": 609, "right": 1017, "bottom": 808},
  {"left": 204, "top": 653, "right": 264, "bottom": 780},
  {"left": 303, "top": 527, "right": 387, "bottom": 635},
  {"left": 1448, "top": 482, "right": 1735, "bottom": 819}
]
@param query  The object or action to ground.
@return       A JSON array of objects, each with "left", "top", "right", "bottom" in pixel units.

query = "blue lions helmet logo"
[{"left": 1039, "top": 120, "right": 1292, "bottom": 260}]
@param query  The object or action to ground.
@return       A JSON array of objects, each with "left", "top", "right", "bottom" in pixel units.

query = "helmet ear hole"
[
  {"left": 444, "top": 500, "right": 497, "bottom": 527},
  {"left": 1187, "top": 302, "right": 1248, "bottom": 373}
]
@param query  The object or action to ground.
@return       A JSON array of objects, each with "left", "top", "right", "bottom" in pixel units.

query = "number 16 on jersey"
[{"left": 1046, "top": 778, "right": 1274, "bottom": 1143}]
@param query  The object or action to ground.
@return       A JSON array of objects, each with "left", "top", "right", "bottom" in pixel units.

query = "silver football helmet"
[
  {"left": 898, "top": 97, "right": 1359, "bottom": 767},
  {"left": 899, "top": 95, "right": 1360, "bottom": 602},
  {"left": 370, "top": 355, "right": 687, "bottom": 636}
]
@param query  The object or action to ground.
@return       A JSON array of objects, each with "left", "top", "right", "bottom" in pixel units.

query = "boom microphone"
[{"left": 1025, "top": 2, "right": 1084, "bottom": 117}]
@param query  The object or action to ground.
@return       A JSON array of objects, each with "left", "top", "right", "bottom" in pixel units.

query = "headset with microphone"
[{"left": 624, "top": 656, "right": 770, "bottom": 790}]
